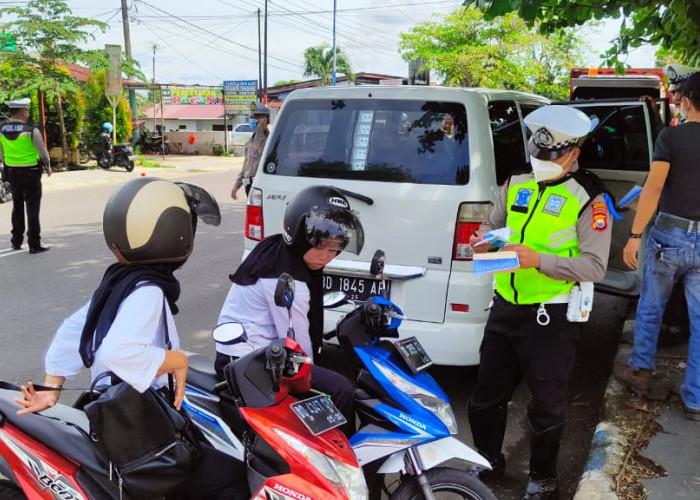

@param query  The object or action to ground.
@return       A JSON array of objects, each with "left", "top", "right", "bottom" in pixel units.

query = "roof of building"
[{"left": 62, "top": 61, "right": 146, "bottom": 88}]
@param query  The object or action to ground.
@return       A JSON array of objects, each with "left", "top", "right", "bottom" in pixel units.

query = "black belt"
[{"left": 655, "top": 213, "right": 699, "bottom": 233}]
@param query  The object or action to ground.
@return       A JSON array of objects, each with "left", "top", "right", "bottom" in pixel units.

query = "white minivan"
[{"left": 243, "top": 85, "right": 656, "bottom": 365}]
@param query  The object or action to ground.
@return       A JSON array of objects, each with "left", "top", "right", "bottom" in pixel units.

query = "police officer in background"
[
  {"left": 468, "top": 105, "right": 612, "bottom": 499},
  {"left": 0, "top": 98, "right": 51, "bottom": 253},
  {"left": 231, "top": 100, "right": 270, "bottom": 200},
  {"left": 663, "top": 63, "right": 700, "bottom": 125}
]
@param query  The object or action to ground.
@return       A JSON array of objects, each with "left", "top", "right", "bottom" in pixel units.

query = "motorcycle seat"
[
  {"left": 187, "top": 354, "right": 219, "bottom": 393},
  {"left": 0, "top": 389, "right": 109, "bottom": 476}
]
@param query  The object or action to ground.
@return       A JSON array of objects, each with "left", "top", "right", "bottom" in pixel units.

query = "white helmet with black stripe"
[{"left": 103, "top": 177, "right": 220, "bottom": 264}]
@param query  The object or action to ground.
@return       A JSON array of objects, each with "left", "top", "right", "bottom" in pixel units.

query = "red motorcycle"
[{"left": 212, "top": 273, "right": 367, "bottom": 499}]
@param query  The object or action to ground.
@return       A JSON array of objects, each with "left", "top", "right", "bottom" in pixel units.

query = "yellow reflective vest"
[{"left": 0, "top": 122, "right": 40, "bottom": 167}]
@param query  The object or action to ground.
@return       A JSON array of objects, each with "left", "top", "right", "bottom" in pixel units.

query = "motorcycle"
[
  {"left": 97, "top": 144, "right": 136, "bottom": 172},
  {"left": 0, "top": 166, "right": 11, "bottom": 203},
  {"left": 138, "top": 134, "right": 170, "bottom": 155},
  {"left": 187, "top": 273, "right": 368, "bottom": 499},
  {"left": 183, "top": 252, "right": 495, "bottom": 500}
]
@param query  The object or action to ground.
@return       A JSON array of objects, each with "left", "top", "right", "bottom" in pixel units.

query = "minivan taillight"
[
  {"left": 245, "top": 188, "right": 264, "bottom": 241},
  {"left": 453, "top": 202, "right": 493, "bottom": 261}
]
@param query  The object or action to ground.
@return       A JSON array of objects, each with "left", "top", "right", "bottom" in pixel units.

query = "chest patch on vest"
[
  {"left": 512, "top": 188, "right": 534, "bottom": 213},
  {"left": 591, "top": 201, "right": 608, "bottom": 231},
  {"left": 542, "top": 194, "right": 566, "bottom": 216}
]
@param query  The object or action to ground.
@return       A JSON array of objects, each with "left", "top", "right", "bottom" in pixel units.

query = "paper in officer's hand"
[
  {"left": 472, "top": 250, "right": 520, "bottom": 274},
  {"left": 473, "top": 227, "right": 514, "bottom": 249}
]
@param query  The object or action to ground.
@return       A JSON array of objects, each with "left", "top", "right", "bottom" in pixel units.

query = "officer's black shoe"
[
  {"left": 521, "top": 477, "right": 559, "bottom": 500},
  {"left": 29, "top": 243, "right": 50, "bottom": 254},
  {"left": 469, "top": 452, "right": 506, "bottom": 482},
  {"left": 11, "top": 244, "right": 23, "bottom": 251}
]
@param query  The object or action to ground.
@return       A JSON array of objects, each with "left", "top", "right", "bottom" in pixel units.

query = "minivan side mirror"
[
  {"left": 370, "top": 250, "right": 386, "bottom": 276},
  {"left": 274, "top": 272, "right": 295, "bottom": 310},
  {"left": 212, "top": 322, "right": 247, "bottom": 345}
]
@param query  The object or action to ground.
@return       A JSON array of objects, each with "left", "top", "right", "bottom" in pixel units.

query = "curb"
[{"left": 573, "top": 320, "right": 636, "bottom": 500}]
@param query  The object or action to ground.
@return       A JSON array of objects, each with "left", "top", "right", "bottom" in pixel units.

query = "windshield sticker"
[
  {"left": 542, "top": 194, "right": 566, "bottom": 216},
  {"left": 265, "top": 162, "right": 276, "bottom": 174}
]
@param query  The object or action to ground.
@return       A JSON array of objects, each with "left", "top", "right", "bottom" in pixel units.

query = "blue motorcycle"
[{"left": 183, "top": 251, "right": 495, "bottom": 499}]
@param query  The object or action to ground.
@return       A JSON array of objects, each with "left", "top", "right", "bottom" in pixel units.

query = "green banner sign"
[{"left": 0, "top": 33, "right": 17, "bottom": 52}]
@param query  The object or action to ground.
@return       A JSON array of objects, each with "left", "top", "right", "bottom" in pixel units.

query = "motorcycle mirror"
[
  {"left": 274, "top": 273, "right": 295, "bottom": 310},
  {"left": 323, "top": 291, "right": 347, "bottom": 308},
  {"left": 175, "top": 182, "right": 222, "bottom": 227},
  {"left": 212, "top": 322, "right": 247, "bottom": 345},
  {"left": 370, "top": 249, "right": 386, "bottom": 276}
]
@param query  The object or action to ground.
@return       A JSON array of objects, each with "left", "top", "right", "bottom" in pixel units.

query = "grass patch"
[{"left": 136, "top": 155, "right": 175, "bottom": 168}]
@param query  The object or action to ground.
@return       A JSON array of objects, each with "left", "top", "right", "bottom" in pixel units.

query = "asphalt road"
[{"left": 0, "top": 169, "right": 628, "bottom": 499}]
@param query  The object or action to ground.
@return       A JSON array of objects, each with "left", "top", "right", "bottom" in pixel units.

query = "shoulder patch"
[{"left": 591, "top": 201, "right": 608, "bottom": 231}]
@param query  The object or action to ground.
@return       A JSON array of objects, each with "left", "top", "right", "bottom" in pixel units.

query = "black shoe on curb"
[
  {"left": 470, "top": 453, "right": 506, "bottom": 482},
  {"left": 29, "top": 243, "right": 50, "bottom": 254},
  {"left": 11, "top": 244, "right": 23, "bottom": 250},
  {"left": 683, "top": 401, "right": 700, "bottom": 421},
  {"left": 522, "top": 477, "right": 559, "bottom": 500}
]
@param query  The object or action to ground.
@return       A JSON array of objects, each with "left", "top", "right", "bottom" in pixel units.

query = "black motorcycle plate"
[
  {"left": 394, "top": 336, "right": 433, "bottom": 373},
  {"left": 291, "top": 394, "right": 347, "bottom": 435}
]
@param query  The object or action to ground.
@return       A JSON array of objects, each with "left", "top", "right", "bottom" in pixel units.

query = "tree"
[
  {"left": 399, "top": 7, "right": 586, "bottom": 99},
  {"left": 303, "top": 44, "right": 355, "bottom": 85},
  {"left": 82, "top": 73, "right": 133, "bottom": 153},
  {"left": 464, "top": 0, "right": 700, "bottom": 67},
  {"left": 0, "top": 0, "right": 108, "bottom": 167}
]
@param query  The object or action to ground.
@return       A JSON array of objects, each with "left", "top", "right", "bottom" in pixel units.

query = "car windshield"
[{"left": 262, "top": 99, "right": 469, "bottom": 185}]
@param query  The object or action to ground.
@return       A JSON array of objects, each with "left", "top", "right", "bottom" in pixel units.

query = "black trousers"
[
  {"left": 215, "top": 353, "right": 356, "bottom": 436},
  {"left": 469, "top": 294, "right": 580, "bottom": 447},
  {"left": 5, "top": 166, "right": 43, "bottom": 248}
]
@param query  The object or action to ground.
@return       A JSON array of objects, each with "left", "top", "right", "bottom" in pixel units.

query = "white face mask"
[{"left": 531, "top": 151, "right": 574, "bottom": 183}]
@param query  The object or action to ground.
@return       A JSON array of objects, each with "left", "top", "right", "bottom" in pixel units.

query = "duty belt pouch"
[
  {"left": 566, "top": 282, "right": 594, "bottom": 322},
  {"left": 84, "top": 301, "right": 202, "bottom": 498}
]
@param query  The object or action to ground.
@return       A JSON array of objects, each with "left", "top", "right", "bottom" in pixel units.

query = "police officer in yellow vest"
[
  {"left": 0, "top": 98, "right": 51, "bottom": 253},
  {"left": 467, "top": 105, "right": 612, "bottom": 499}
]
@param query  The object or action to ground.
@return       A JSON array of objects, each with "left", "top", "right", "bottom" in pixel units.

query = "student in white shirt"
[
  {"left": 15, "top": 177, "right": 249, "bottom": 499},
  {"left": 215, "top": 185, "right": 364, "bottom": 436}
]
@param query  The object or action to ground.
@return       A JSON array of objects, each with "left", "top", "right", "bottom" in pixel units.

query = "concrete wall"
[{"left": 164, "top": 131, "right": 244, "bottom": 156}]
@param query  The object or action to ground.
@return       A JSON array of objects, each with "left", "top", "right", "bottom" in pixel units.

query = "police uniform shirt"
[
  {"left": 234, "top": 129, "right": 269, "bottom": 189},
  {"left": 216, "top": 277, "right": 313, "bottom": 359},
  {"left": 481, "top": 165, "right": 612, "bottom": 283},
  {"left": 45, "top": 285, "right": 177, "bottom": 392},
  {"left": 0, "top": 119, "right": 51, "bottom": 167}
]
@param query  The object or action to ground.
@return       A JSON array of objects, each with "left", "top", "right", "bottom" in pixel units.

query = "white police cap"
[
  {"left": 5, "top": 97, "right": 30, "bottom": 110},
  {"left": 663, "top": 63, "right": 700, "bottom": 91},
  {"left": 249, "top": 100, "right": 270, "bottom": 116},
  {"left": 524, "top": 105, "right": 592, "bottom": 161}
]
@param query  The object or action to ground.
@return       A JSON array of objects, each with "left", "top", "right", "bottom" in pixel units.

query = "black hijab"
[
  {"left": 229, "top": 232, "right": 324, "bottom": 352},
  {"left": 79, "top": 262, "right": 181, "bottom": 368}
]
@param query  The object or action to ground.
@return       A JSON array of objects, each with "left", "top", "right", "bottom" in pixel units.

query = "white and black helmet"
[
  {"left": 282, "top": 185, "right": 364, "bottom": 255},
  {"left": 103, "top": 177, "right": 221, "bottom": 264}
]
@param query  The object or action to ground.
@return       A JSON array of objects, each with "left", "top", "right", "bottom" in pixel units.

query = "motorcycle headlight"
[
  {"left": 372, "top": 360, "right": 458, "bottom": 434},
  {"left": 274, "top": 428, "right": 368, "bottom": 500}
]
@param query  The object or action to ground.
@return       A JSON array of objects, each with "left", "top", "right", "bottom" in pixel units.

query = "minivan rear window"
[{"left": 263, "top": 99, "right": 469, "bottom": 185}]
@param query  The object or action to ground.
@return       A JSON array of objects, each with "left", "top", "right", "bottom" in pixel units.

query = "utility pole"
[
  {"left": 263, "top": 0, "right": 268, "bottom": 103},
  {"left": 332, "top": 0, "right": 337, "bottom": 86},
  {"left": 120, "top": 0, "right": 138, "bottom": 142},
  {"left": 149, "top": 42, "right": 158, "bottom": 134},
  {"left": 258, "top": 8, "right": 262, "bottom": 101}
]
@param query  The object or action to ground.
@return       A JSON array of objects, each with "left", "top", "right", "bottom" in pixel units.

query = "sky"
[{"left": 39, "top": 1, "right": 658, "bottom": 87}]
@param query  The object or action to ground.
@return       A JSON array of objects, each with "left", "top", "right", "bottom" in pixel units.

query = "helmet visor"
[
  {"left": 176, "top": 182, "right": 221, "bottom": 226},
  {"left": 305, "top": 207, "right": 364, "bottom": 255}
]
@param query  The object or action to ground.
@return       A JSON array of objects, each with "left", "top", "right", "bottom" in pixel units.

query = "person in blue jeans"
[{"left": 615, "top": 71, "right": 700, "bottom": 421}]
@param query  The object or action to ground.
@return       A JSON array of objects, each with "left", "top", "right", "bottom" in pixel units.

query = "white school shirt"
[
  {"left": 215, "top": 277, "right": 313, "bottom": 359},
  {"left": 44, "top": 284, "right": 179, "bottom": 393}
]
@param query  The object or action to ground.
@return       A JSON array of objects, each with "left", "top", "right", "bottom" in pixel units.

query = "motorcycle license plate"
[
  {"left": 394, "top": 336, "right": 433, "bottom": 373},
  {"left": 291, "top": 394, "right": 347, "bottom": 435},
  {"left": 322, "top": 274, "right": 390, "bottom": 302}
]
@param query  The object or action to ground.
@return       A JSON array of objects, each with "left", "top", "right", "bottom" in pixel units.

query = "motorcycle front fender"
[{"left": 376, "top": 436, "right": 491, "bottom": 474}]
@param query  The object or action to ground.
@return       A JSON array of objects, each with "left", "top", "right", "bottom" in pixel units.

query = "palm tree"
[{"left": 302, "top": 44, "right": 355, "bottom": 85}]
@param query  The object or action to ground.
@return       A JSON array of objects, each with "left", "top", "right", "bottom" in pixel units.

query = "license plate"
[
  {"left": 290, "top": 394, "right": 347, "bottom": 435},
  {"left": 322, "top": 274, "right": 390, "bottom": 302}
]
